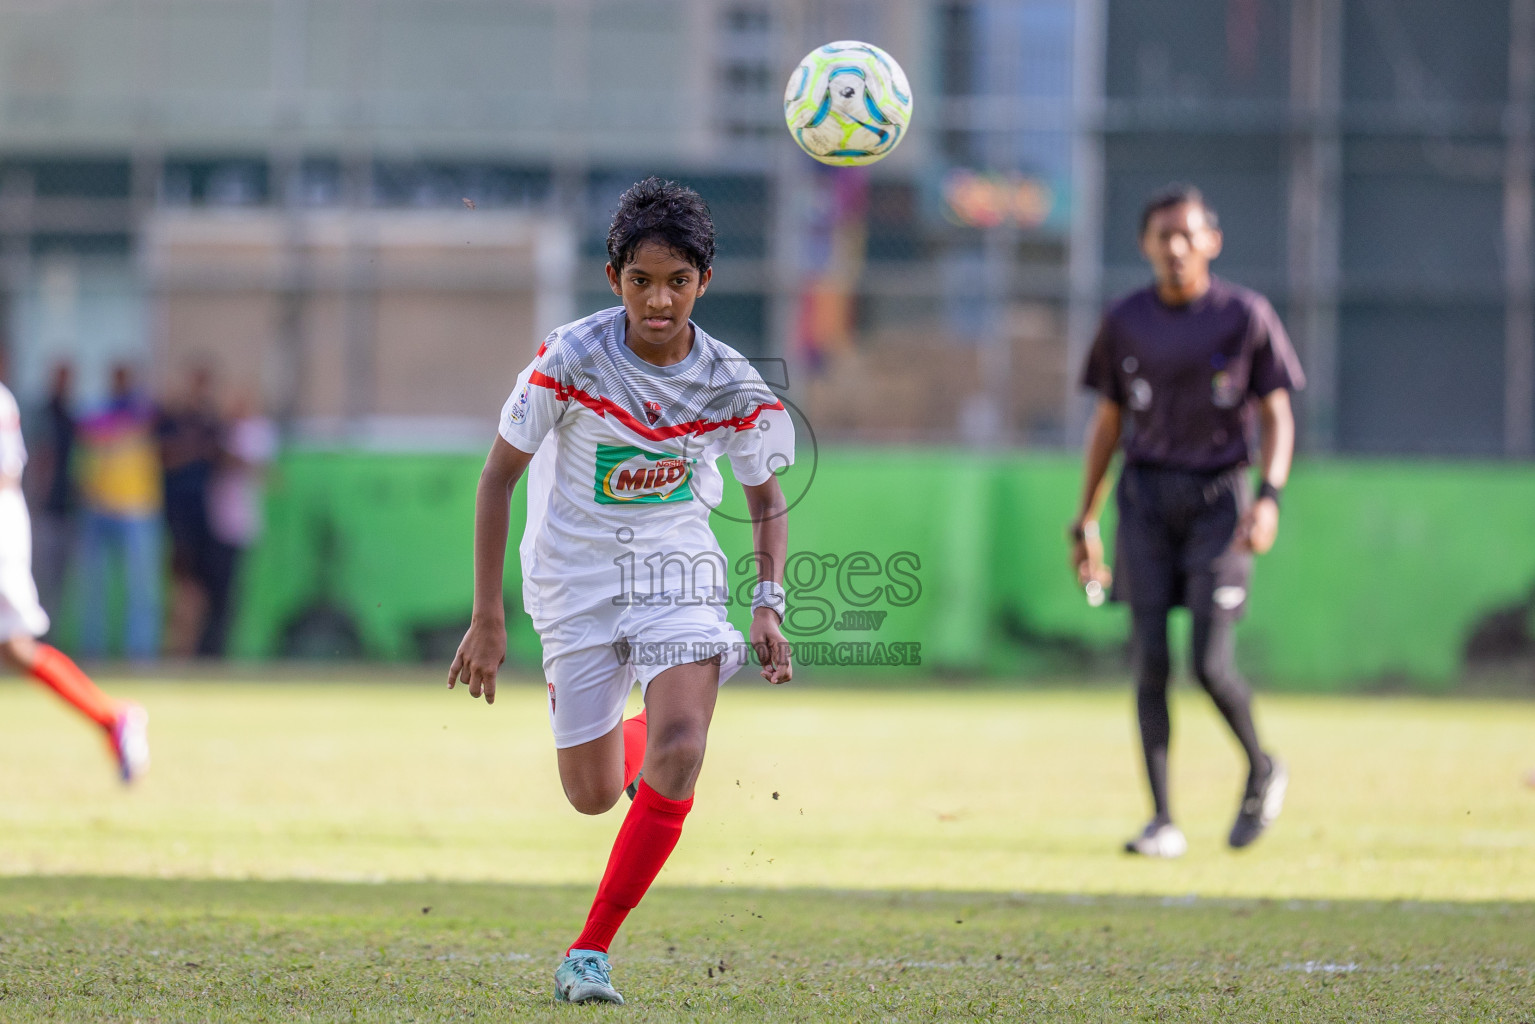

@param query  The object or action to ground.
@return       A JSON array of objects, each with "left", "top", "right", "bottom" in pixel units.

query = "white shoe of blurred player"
[
  {"left": 110, "top": 703, "right": 150, "bottom": 783},
  {"left": 1124, "top": 820, "right": 1187, "bottom": 858}
]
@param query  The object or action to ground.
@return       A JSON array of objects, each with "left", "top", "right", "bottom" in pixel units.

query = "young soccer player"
[
  {"left": 448, "top": 178, "right": 793, "bottom": 1005},
  {"left": 0, "top": 373, "right": 149, "bottom": 782},
  {"left": 1069, "top": 185, "right": 1302, "bottom": 857}
]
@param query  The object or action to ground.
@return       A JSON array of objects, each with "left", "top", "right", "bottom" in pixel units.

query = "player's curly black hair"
[
  {"left": 606, "top": 177, "right": 716, "bottom": 273},
  {"left": 1139, "top": 183, "right": 1220, "bottom": 238}
]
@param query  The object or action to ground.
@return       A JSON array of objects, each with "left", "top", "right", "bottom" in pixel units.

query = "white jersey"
[
  {"left": 0, "top": 382, "right": 29, "bottom": 530},
  {"left": 0, "top": 382, "right": 48, "bottom": 638},
  {"left": 499, "top": 307, "right": 794, "bottom": 626},
  {"left": 0, "top": 382, "right": 24, "bottom": 483}
]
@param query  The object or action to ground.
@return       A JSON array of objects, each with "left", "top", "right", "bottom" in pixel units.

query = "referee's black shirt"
[{"left": 1082, "top": 277, "right": 1305, "bottom": 472}]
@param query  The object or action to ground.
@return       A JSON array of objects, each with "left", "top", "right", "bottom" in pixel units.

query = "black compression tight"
[{"left": 1130, "top": 606, "right": 1268, "bottom": 824}]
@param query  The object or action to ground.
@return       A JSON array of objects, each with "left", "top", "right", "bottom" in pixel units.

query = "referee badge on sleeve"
[{"left": 1128, "top": 378, "right": 1153, "bottom": 411}]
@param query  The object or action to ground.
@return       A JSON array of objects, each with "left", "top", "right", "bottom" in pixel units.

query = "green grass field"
[{"left": 1, "top": 676, "right": 1533, "bottom": 1021}]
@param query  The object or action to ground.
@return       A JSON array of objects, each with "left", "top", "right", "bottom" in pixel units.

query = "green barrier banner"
[{"left": 230, "top": 449, "right": 1535, "bottom": 690}]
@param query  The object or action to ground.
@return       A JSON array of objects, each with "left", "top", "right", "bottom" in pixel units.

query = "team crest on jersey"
[
  {"left": 643, "top": 400, "right": 663, "bottom": 426},
  {"left": 595, "top": 444, "right": 697, "bottom": 504}
]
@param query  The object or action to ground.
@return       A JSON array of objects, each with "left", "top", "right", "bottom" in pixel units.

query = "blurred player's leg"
[
  {"left": 1189, "top": 611, "right": 1267, "bottom": 780},
  {"left": 18, "top": 638, "right": 116, "bottom": 727},
  {"left": 1190, "top": 610, "right": 1285, "bottom": 848},
  {"left": 1131, "top": 606, "right": 1173, "bottom": 825},
  {"left": 1125, "top": 606, "right": 1187, "bottom": 856},
  {"left": 1, "top": 635, "right": 149, "bottom": 782}
]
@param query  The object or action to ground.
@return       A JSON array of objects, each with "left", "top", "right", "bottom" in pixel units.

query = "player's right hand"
[
  {"left": 1077, "top": 557, "right": 1113, "bottom": 591},
  {"left": 1239, "top": 496, "right": 1280, "bottom": 555},
  {"left": 448, "top": 619, "right": 507, "bottom": 705},
  {"left": 1068, "top": 521, "right": 1111, "bottom": 589}
]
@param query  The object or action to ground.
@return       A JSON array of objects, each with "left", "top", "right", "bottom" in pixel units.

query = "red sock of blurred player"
[
  {"left": 569, "top": 779, "right": 691, "bottom": 954},
  {"left": 622, "top": 710, "right": 647, "bottom": 790},
  {"left": 30, "top": 644, "right": 118, "bottom": 729}
]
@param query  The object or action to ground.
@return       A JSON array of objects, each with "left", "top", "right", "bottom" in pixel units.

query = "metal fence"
[{"left": 1097, "top": 0, "right": 1535, "bottom": 459}]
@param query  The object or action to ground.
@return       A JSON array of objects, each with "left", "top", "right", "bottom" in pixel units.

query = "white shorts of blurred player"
[
  {"left": 0, "top": 492, "right": 50, "bottom": 640},
  {"left": 537, "top": 588, "right": 748, "bottom": 749}
]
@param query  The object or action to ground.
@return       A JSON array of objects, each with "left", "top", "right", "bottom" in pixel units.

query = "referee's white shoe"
[{"left": 1123, "top": 820, "right": 1187, "bottom": 858}]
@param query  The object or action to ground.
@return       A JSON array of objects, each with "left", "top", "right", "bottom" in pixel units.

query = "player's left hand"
[
  {"left": 750, "top": 608, "right": 792, "bottom": 685},
  {"left": 1240, "top": 496, "right": 1280, "bottom": 554}
]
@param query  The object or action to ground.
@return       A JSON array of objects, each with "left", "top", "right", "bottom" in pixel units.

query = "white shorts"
[
  {"left": 0, "top": 497, "right": 49, "bottom": 640},
  {"left": 537, "top": 589, "right": 748, "bottom": 749}
]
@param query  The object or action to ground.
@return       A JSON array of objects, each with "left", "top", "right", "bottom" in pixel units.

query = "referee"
[{"left": 1069, "top": 185, "right": 1304, "bottom": 857}]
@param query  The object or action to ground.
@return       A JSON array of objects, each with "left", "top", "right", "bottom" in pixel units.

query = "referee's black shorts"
[{"left": 1112, "top": 462, "right": 1253, "bottom": 619}]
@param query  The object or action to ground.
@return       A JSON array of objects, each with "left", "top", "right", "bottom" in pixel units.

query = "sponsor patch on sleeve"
[{"left": 507, "top": 384, "right": 530, "bottom": 424}]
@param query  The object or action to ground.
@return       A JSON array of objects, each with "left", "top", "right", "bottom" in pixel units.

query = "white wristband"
[{"left": 751, "top": 581, "right": 786, "bottom": 621}]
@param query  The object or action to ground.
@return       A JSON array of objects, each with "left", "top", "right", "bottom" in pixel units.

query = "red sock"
[
  {"left": 570, "top": 779, "right": 692, "bottom": 954},
  {"left": 30, "top": 644, "right": 119, "bottom": 730},
  {"left": 622, "top": 710, "right": 647, "bottom": 790}
]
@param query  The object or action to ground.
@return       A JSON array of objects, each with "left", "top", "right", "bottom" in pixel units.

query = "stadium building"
[
  {"left": 0, "top": 0, "right": 1078, "bottom": 446},
  {"left": 0, "top": 0, "right": 1528, "bottom": 455}
]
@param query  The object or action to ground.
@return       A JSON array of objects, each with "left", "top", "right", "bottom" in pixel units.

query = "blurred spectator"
[
  {"left": 24, "top": 362, "right": 78, "bottom": 621},
  {"left": 201, "top": 390, "right": 277, "bottom": 657},
  {"left": 155, "top": 366, "right": 223, "bottom": 657},
  {"left": 77, "top": 364, "right": 163, "bottom": 660}
]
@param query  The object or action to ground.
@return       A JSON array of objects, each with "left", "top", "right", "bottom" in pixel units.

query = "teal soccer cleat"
[{"left": 554, "top": 949, "right": 625, "bottom": 1005}]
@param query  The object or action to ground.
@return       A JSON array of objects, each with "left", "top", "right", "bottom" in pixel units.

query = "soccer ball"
[{"left": 783, "top": 41, "right": 912, "bottom": 166}]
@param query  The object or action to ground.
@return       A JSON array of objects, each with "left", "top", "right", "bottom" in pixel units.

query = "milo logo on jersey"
[{"left": 595, "top": 444, "right": 697, "bottom": 504}]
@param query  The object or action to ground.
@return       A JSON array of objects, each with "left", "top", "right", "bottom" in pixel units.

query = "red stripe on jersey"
[{"left": 527, "top": 370, "right": 782, "bottom": 440}]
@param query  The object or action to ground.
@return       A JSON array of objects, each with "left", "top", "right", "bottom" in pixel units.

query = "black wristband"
[{"left": 1256, "top": 480, "right": 1282, "bottom": 506}]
